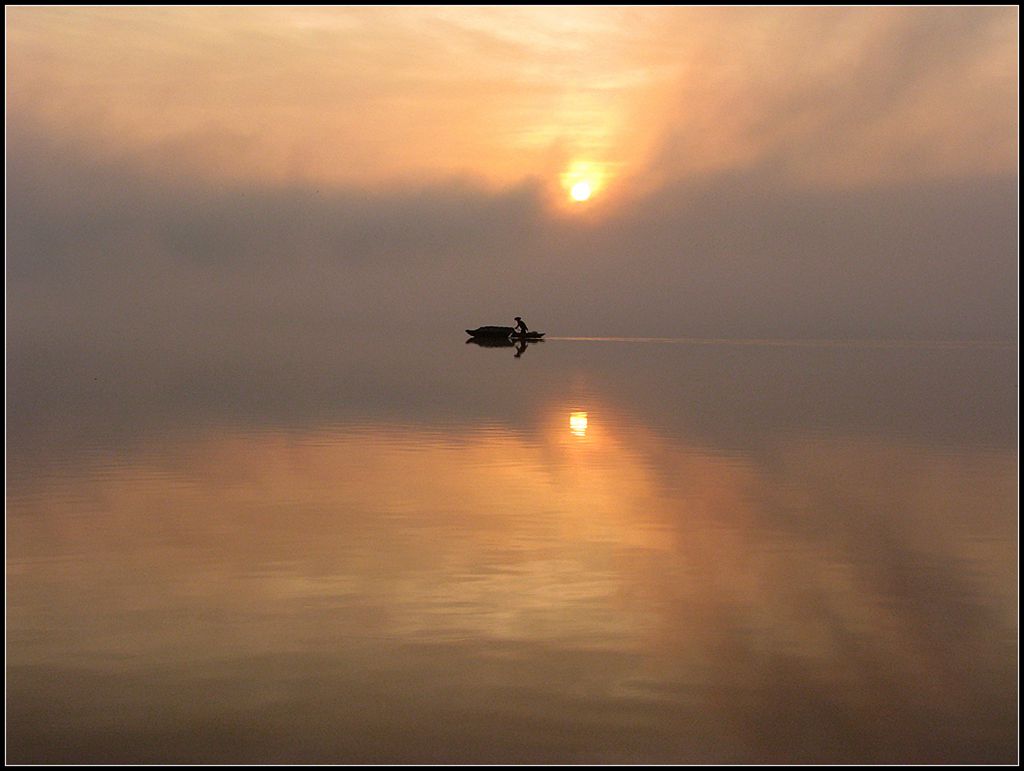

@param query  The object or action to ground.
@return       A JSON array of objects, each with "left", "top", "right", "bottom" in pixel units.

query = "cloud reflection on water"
[{"left": 7, "top": 398, "right": 1016, "bottom": 762}]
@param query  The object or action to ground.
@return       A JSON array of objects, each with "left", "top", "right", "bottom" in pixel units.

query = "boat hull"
[
  {"left": 466, "top": 326, "right": 545, "bottom": 340},
  {"left": 466, "top": 326, "right": 514, "bottom": 337}
]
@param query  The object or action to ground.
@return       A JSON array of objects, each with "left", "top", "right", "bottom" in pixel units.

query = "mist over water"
[{"left": 7, "top": 131, "right": 1018, "bottom": 344}]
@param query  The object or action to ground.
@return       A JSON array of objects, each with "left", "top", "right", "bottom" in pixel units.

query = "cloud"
[
  {"left": 8, "top": 8, "right": 1014, "bottom": 192},
  {"left": 7, "top": 113, "right": 1017, "bottom": 349},
  {"left": 6, "top": 8, "right": 1017, "bottom": 355},
  {"left": 635, "top": 7, "right": 1017, "bottom": 188}
]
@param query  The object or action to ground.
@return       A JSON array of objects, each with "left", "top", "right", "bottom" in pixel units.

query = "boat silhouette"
[{"left": 466, "top": 325, "right": 545, "bottom": 340}]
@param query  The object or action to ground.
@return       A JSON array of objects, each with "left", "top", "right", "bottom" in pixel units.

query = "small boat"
[{"left": 466, "top": 326, "right": 545, "bottom": 340}]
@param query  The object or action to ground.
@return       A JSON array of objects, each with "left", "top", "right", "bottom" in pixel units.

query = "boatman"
[{"left": 514, "top": 316, "right": 529, "bottom": 335}]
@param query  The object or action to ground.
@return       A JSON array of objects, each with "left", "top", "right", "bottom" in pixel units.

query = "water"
[{"left": 6, "top": 333, "right": 1018, "bottom": 763}]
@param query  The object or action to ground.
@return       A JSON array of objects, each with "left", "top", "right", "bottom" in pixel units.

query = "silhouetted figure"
[{"left": 514, "top": 316, "right": 529, "bottom": 335}]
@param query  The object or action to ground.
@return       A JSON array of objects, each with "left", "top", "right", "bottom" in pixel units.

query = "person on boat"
[{"left": 514, "top": 317, "right": 529, "bottom": 336}]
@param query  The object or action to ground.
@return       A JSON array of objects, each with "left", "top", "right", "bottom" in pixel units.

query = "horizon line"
[{"left": 545, "top": 336, "right": 1017, "bottom": 350}]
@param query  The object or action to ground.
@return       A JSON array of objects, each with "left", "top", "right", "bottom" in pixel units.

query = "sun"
[
  {"left": 561, "top": 161, "right": 607, "bottom": 206},
  {"left": 570, "top": 180, "right": 593, "bottom": 202}
]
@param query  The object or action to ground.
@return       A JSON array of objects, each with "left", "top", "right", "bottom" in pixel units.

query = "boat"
[{"left": 466, "top": 326, "right": 545, "bottom": 340}]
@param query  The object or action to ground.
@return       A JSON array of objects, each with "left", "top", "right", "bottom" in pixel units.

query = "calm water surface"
[{"left": 7, "top": 334, "right": 1018, "bottom": 763}]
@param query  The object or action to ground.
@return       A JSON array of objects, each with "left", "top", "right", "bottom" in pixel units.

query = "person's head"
[{"left": 514, "top": 317, "right": 522, "bottom": 322}]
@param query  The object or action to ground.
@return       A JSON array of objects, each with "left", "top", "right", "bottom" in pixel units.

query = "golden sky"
[
  {"left": 6, "top": 6, "right": 1018, "bottom": 341},
  {"left": 7, "top": 7, "right": 1017, "bottom": 203}
]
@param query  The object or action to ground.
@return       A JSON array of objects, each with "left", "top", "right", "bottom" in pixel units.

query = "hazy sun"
[
  {"left": 561, "top": 161, "right": 607, "bottom": 206},
  {"left": 570, "top": 180, "right": 593, "bottom": 202}
]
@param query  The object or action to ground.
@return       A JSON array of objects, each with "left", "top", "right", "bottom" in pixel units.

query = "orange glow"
[
  {"left": 569, "top": 411, "right": 589, "bottom": 436},
  {"left": 6, "top": 8, "right": 1016, "bottom": 193},
  {"left": 570, "top": 181, "right": 592, "bottom": 202},
  {"left": 8, "top": 411, "right": 1016, "bottom": 695},
  {"left": 11, "top": 418, "right": 1016, "bottom": 643},
  {"left": 560, "top": 161, "right": 608, "bottom": 204}
]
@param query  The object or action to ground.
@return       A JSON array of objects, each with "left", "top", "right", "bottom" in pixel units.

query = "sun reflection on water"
[{"left": 569, "top": 411, "right": 588, "bottom": 437}]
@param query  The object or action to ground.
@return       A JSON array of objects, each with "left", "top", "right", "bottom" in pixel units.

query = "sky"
[{"left": 6, "top": 6, "right": 1019, "bottom": 342}]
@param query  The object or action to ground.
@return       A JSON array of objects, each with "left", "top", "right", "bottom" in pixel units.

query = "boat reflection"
[{"left": 466, "top": 336, "right": 543, "bottom": 357}]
